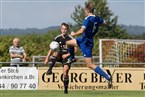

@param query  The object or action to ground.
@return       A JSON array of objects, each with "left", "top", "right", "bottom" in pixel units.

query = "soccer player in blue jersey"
[{"left": 66, "top": 3, "right": 112, "bottom": 88}]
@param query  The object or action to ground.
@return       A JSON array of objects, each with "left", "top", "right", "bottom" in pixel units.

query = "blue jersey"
[
  {"left": 76, "top": 15, "right": 104, "bottom": 57},
  {"left": 82, "top": 15, "right": 104, "bottom": 44}
]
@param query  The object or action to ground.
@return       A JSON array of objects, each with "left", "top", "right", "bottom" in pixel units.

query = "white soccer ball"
[{"left": 49, "top": 41, "right": 59, "bottom": 51}]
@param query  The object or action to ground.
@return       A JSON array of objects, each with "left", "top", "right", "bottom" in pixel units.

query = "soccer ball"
[{"left": 49, "top": 41, "right": 59, "bottom": 51}]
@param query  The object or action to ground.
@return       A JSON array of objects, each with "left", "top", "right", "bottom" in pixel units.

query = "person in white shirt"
[{"left": 9, "top": 38, "right": 27, "bottom": 67}]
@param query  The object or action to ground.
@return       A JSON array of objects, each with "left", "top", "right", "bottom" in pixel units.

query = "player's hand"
[
  {"left": 70, "top": 31, "right": 76, "bottom": 36},
  {"left": 44, "top": 59, "right": 48, "bottom": 65},
  {"left": 62, "top": 54, "right": 69, "bottom": 59}
]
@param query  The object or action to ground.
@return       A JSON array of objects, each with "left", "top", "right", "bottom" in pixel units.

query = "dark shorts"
[{"left": 57, "top": 51, "right": 71, "bottom": 68}]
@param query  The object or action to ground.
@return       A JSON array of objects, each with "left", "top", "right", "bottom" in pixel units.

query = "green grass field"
[{"left": 0, "top": 90, "right": 144, "bottom": 97}]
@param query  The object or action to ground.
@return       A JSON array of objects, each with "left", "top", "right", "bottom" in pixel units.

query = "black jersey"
[{"left": 54, "top": 34, "right": 74, "bottom": 54}]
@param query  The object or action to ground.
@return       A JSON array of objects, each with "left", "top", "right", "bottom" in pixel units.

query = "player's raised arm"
[{"left": 71, "top": 28, "right": 85, "bottom": 37}]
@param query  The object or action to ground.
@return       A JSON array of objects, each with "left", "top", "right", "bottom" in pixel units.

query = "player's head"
[
  {"left": 60, "top": 22, "right": 69, "bottom": 36},
  {"left": 84, "top": 2, "right": 94, "bottom": 16},
  {"left": 13, "top": 37, "right": 20, "bottom": 47}
]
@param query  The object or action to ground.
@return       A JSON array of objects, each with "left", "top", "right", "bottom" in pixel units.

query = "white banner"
[{"left": 0, "top": 67, "right": 38, "bottom": 90}]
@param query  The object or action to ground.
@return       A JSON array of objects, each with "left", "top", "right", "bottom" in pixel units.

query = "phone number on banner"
[{"left": 0, "top": 83, "right": 37, "bottom": 89}]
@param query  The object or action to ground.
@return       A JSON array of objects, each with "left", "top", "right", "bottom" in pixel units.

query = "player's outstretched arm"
[
  {"left": 44, "top": 50, "right": 52, "bottom": 65},
  {"left": 71, "top": 28, "right": 85, "bottom": 36}
]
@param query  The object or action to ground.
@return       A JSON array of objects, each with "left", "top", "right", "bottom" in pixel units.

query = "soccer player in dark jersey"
[
  {"left": 66, "top": 3, "right": 112, "bottom": 88},
  {"left": 44, "top": 23, "right": 76, "bottom": 94}
]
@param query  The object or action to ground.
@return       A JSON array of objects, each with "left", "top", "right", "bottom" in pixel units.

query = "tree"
[{"left": 71, "top": 0, "right": 129, "bottom": 39}]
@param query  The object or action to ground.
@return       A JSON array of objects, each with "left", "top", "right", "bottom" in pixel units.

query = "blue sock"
[
  {"left": 94, "top": 66, "right": 110, "bottom": 81},
  {"left": 68, "top": 47, "right": 75, "bottom": 60}
]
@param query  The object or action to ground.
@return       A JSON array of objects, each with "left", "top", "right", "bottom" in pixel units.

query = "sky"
[{"left": 0, "top": 0, "right": 144, "bottom": 29}]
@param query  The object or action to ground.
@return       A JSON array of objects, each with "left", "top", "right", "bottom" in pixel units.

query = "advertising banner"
[{"left": 38, "top": 67, "right": 145, "bottom": 90}]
